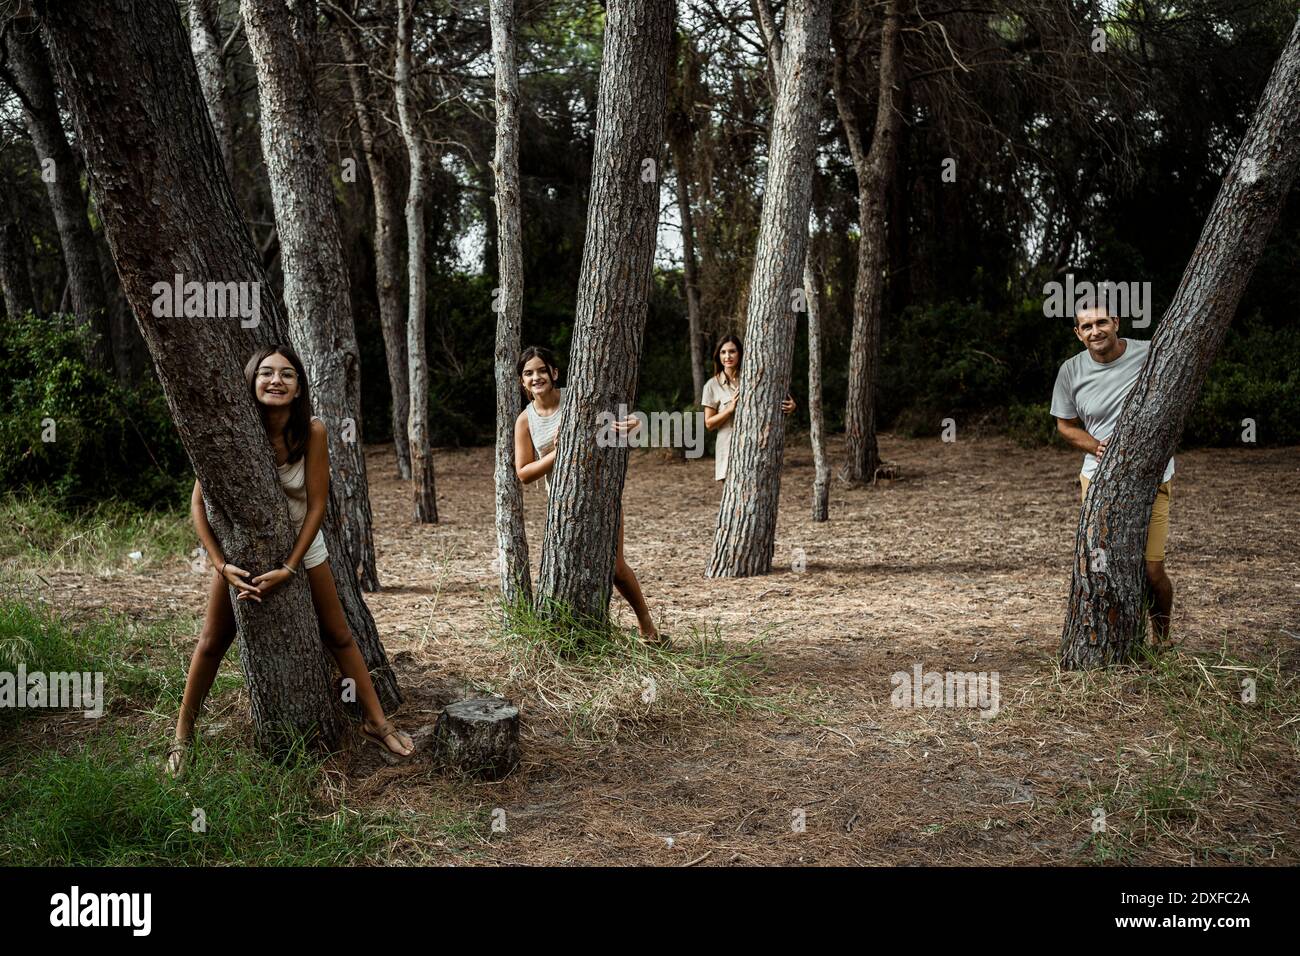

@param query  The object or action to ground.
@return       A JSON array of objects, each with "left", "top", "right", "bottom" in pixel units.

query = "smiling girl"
[
  {"left": 166, "top": 345, "right": 412, "bottom": 775},
  {"left": 702, "top": 335, "right": 796, "bottom": 482},
  {"left": 512, "top": 346, "right": 665, "bottom": 645}
]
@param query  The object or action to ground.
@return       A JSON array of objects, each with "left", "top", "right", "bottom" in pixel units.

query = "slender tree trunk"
[
  {"left": 707, "top": 0, "right": 829, "bottom": 578},
  {"left": 0, "top": 218, "right": 35, "bottom": 319},
  {"left": 535, "top": 0, "right": 674, "bottom": 624},
  {"left": 1, "top": 20, "right": 111, "bottom": 368},
  {"left": 839, "top": 0, "right": 902, "bottom": 484},
  {"left": 241, "top": 0, "right": 381, "bottom": 590},
  {"left": 396, "top": 0, "right": 437, "bottom": 523},
  {"left": 489, "top": 0, "right": 532, "bottom": 606},
  {"left": 1060, "top": 14, "right": 1300, "bottom": 669},
  {"left": 806, "top": 248, "right": 830, "bottom": 522},
  {"left": 670, "top": 139, "right": 707, "bottom": 404},
  {"left": 340, "top": 25, "right": 412, "bottom": 480},
  {"left": 188, "top": 0, "right": 234, "bottom": 179},
  {"left": 35, "top": 0, "right": 348, "bottom": 754}
]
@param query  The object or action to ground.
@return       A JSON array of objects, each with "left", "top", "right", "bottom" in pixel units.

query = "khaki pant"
[{"left": 1079, "top": 474, "right": 1172, "bottom": 563}]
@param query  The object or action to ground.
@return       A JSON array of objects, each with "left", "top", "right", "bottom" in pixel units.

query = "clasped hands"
[{"left": 220, "top": 562, "right": 297, "bottom": 603}]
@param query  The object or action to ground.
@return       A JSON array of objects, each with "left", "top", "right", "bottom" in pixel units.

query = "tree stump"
[{"left": 432, "top": 698, "right": 519, "bottom": 778}]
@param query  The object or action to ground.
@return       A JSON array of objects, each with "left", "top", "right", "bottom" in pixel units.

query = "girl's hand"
[
  {"left": 220, "top": 564, "right": 262, "bottom": 602},
  {"left": 611, "top": 416, "right": 641, "bottom": 436},
  {"left": 782, "top": 395, "right": 797, "bottom": 415},
  {"left": 246, "top": 566, "right": 293, "bottom": 600}
]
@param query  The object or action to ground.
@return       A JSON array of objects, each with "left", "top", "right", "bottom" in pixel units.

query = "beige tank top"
[{"left": 276, "top": 417, "right": 319, "bottom": 531}]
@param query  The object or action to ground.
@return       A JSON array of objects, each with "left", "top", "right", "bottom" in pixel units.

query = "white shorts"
[{"left": 302, "top": 529, "right": 329, "bottom": 569}]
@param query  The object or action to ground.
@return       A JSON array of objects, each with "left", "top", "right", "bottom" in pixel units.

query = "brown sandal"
[
  {"left": 164, "top": 738, "right": 191, "bottom": 778},
  {"left": 360, "top": 721, "right": 413, "bottom": 757}
]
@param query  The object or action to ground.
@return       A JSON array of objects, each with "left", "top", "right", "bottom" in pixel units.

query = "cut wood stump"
[{"left": 431, "top": 697, "right": 519, "bottom": 778}]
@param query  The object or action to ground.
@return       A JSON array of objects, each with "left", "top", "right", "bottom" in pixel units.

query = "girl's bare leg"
[
  {"left": 612, "top": 510, "right": 658, "bottom": 639},
  {"left": 174, "top": 569, "right": 237, "bottom": 744},
  {"left": 306, "top": 562, "right": 412, "bottom": 756}
]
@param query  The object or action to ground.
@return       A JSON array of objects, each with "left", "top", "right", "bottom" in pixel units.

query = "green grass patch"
[
  {"left": 494, "top": 597, "right": 778, "bottom": 740},
  {"left": 0, "top": 494, "right": 191, "bottom": 573}
]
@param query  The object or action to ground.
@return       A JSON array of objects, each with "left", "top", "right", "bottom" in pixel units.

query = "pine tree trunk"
[
  {"left": 805, "top": 249, "right": 830, "bottom": 522},
  {"left": 188, "top": 0, "right": 234, "bottom": 179},
  {"left": 671, "top": 138, "right": 707, "bottom": 405},
  {"left": 396, "top": 0, "right": 437, "bottom": 523},
  {"left": 341, "top": 24, "right": 412, "bottom": 481},
  {"left": 35, "top": 0, "right": 347, "bottom": 754},
  {"left": 707, "top": 0, "right": 829, "bottom": 578},
  {"left": 1060, "top": 14, "right": 1300, "bottom": 669},
  {"left": 2, "top": 20, "right": 111, "bottom": 368},
  {"left": 839, "top": 0, "right": 901, "bottom": 484},
  {"left": 0, "top": 218, "right": 35, "bottom": 319},
  {"left": 241, "top": 0, "right": 381, "bottom": 591},
  {"left": 535, "top": 0, "right": 674, "bottom": 623},
  {"left": 489, "top": 0, "right": 532, "bottom": 607}
]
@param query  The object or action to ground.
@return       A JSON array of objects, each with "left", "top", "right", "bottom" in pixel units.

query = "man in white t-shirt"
[{"left": 1051, "top": 306, "right": 1175, "bottom": 646}]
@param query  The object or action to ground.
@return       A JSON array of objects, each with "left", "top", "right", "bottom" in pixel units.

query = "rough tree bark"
[
  {"left": 395, "top": 0, "right": 437, "bottom": 523},
  {"left": 489, "top": 0, "right": 531, "bottom": 606},
  {"left": 0, "top": 218, "right": 35, "bottom": 319},
  {"left": 805, "top": 247, "right": 830, "bottom": 521},
  {"left": 340, "top": 21, "right": 412, "bottom": 480},
  {"left": 535, "top": 0, "right": 674, "bottom": 624},
  {"left": 241, "top": 0, "right": 381, "bottom": 591},
  {"left": 838, "top": 0, "right": 902, "bottom": 484},
  {"left": 35, "top": 0, "right": 349, "bottom": 753},
  {"left": 1060, "top": 14, "right": 1300, "bottom": 669},
  {"left": 188, "top": 0, "right": 234, "bottom": 178},
  {"left": 707, "top": 0, "right": 829, "bottom": 578},
  {"left": 1, "top": 20, "right": 111, "bottom": 368}
]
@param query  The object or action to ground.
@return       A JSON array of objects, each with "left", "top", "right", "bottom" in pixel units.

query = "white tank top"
[
  {"left": 526, "top": 387, "right": 564, "bottom": 459},
  {"left": 276, "top": 416, "right": 319, "bottom": 532}
]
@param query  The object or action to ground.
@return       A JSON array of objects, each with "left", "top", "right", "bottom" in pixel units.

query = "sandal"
[
  {"left": 361, "top": 720, "right": 414, "bottom": 757},
  {"left": 643, "top": 631, "right": 671, "bottom": 649}
]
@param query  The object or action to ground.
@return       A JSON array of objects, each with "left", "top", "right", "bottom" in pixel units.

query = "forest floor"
[{"left": 7, "top": 434, "right": 1300, "bottom": 865}]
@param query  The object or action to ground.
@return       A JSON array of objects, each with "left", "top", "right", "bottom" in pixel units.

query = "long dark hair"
[
  {"left": 516, "top": 345, "right": 561, "bottom": 405},
  {"left": 712, "top": 334, "right": 742, "bottom": 383},
  {"left": 244, "top": 344, "right": 312, "bottom": 464}
]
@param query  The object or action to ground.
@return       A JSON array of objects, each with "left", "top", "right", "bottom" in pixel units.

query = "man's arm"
[{"left": 1056, "top": 416, "right": 1106, "bottom": 458}]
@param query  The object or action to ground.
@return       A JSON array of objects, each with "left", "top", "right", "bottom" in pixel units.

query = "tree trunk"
[
  {"left": 35, "top": 0, "right": 347, "bottom": 754},
  {"left": 805, "top": 248, "right": 830, "bottom": 522},
  {"left": 670, "top": 138, "right": 707, "bottom": 405},
  {"left": 2, "top": 20, "right": 111, "bottom": 368},
  {"left": 839, "top": 0, "right": 902, "bottom": 484},
  {"left": 535, "top": 0, "right": 674, "bottom": 624},
  {"left": 241, "top": 0, "right": 381, "bottom": 591},
  {"left": 0, "top": 218, "right": 35, "bottom": 319},
  {"left": 340, "top": 24, "right": 412, "bottom": 480},
  {"left": 188, "top": 0, "right": 234, "bottom": 179},
  {"left": 489, "top": 0, "right": 532, "bottom": 607},
  {"left": 707, "top": 0, "right": 829, "bottom": 578},
  {"left": 1060, "top": 14, "right": 1300, "bottom": 669},
  {"left": 395, "top": 0, "right": 437, "bottom": 523}
]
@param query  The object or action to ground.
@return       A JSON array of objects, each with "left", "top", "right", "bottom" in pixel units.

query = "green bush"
[{"left": 0, "top": 315, "right": 190, "bottom": 508}]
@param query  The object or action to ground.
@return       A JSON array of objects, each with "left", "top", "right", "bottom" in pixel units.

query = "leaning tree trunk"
[
  {"left": 839, "top": 0, "right": 902, "bottom": 484},
  {"left": 1, "top": 21, "right": 111, "bottom": 368},
  {"left": 1060, "top": 14, "right": 1300, "bottom": 669},
  {"left": 35, "top": 0, "right": 348, "bottom": 754},
  {"left": 489, "top": 0, "right": 532, "bottom": 607},
  {"left": 707, "top": 0, "right": 829, "bottom": 578},
  {"left": 395, "top": 0, "right": 437, "bottom": 523},
  {"left": 0, "top": 218, "right": 35, "bottom": 319},
  {"left": 535, "top": 0, "right": 674, "bottom": 625},
  {"left": 241, "top": 0, "right": 381, "bottom": 591},
  {"left": 188, "top": 0, "right": 234, "bottom": 179},
  {"left": 341, "top": 24, "right": 412, "bottom": 480},
  {"left": 805, "top": 247, "right": 830, "bottom": 522}
]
